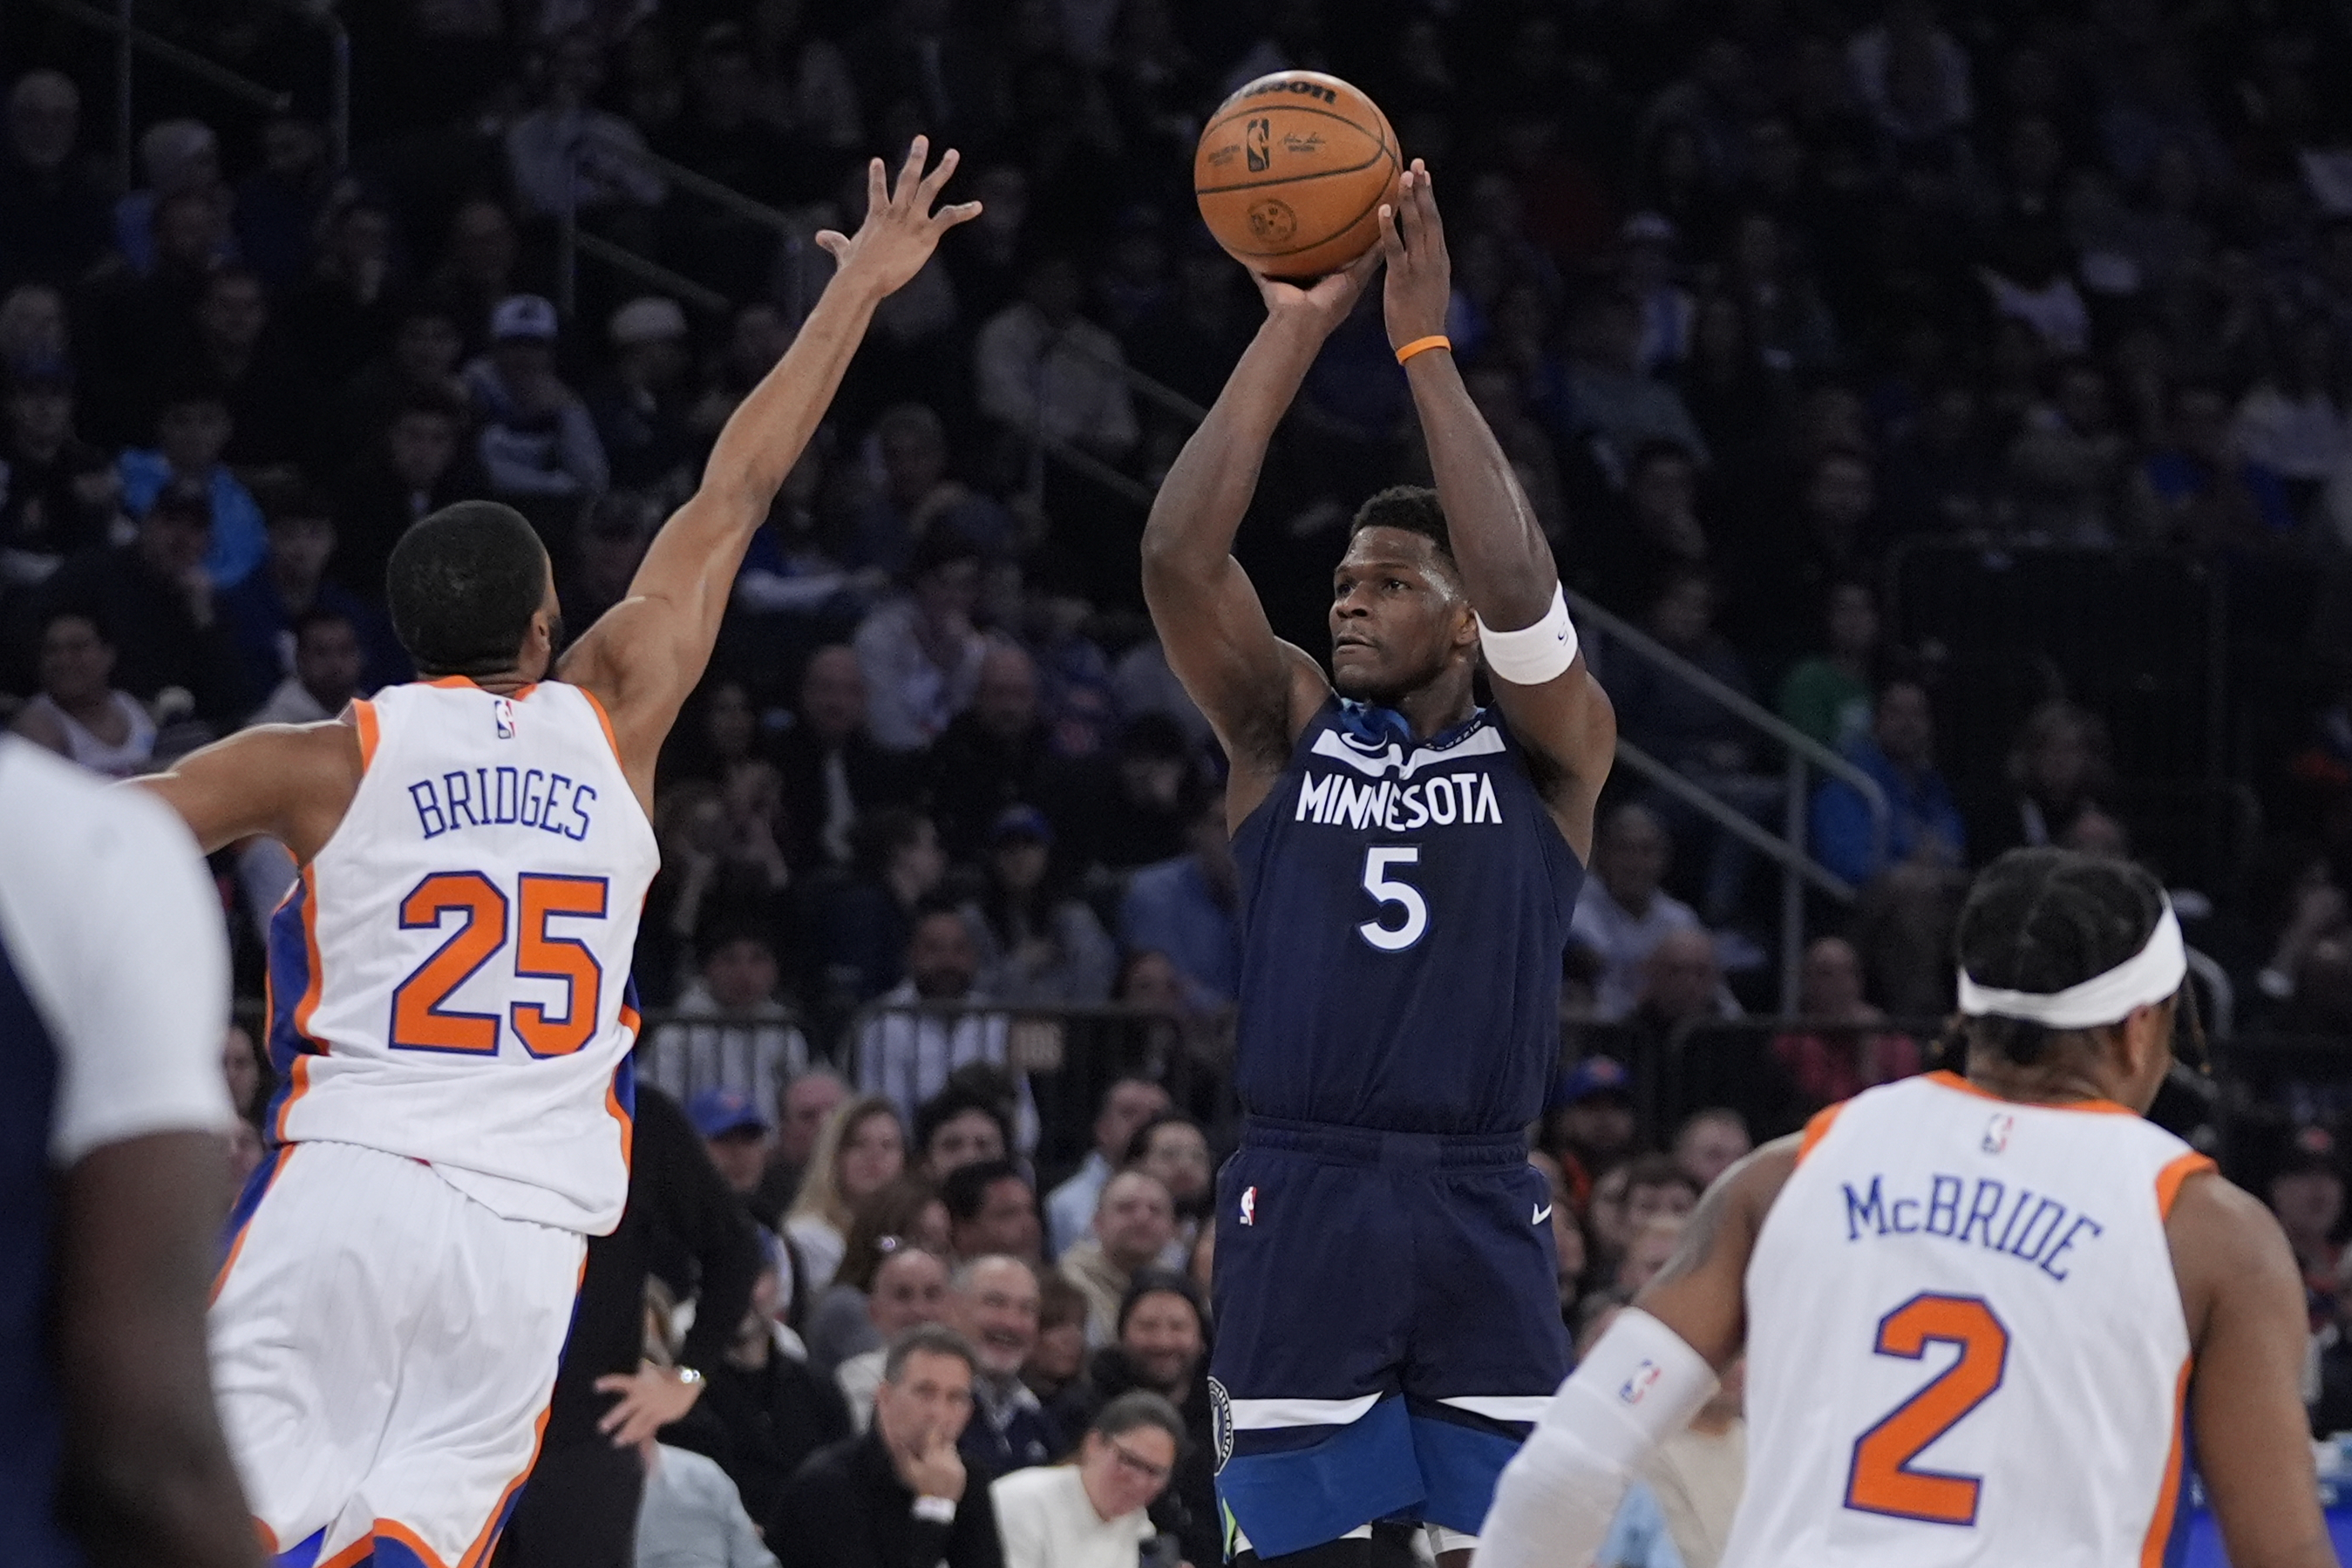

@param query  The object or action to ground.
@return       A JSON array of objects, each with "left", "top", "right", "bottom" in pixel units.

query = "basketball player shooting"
[
  {"left": 1479, "top": 849, "right": 2340, "bottom": 1568},
  {"left": 137, "top": 140, "right": 977, "bottom": 1568},
  {"left": 1141, "top": 162, "right": 1614, "bottom": 1567}
]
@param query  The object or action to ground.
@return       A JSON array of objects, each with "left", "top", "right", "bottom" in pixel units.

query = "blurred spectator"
[
  {"left": 1774, "top": 581, "right": 1880, "bottom": 752},
  {"left": 1540, "top": 1057, "right": 1637, "bottom": 1213},
  {"left": 1023, "top": 1273, "right": 1092, "bottom": 1409},
  {"left": 1622, "top": 927, "right": 1739, "bottom": 1066},
  {"left": 695, "top": 1242, "right": 854, "bottom": 1537},
  {"left": 2231, "top": 326, "right": 2350, "bottom": 491},
  {"left": 284, "top": 200, "right": 404, "bottom": 391},
  {"left": 961, "top": 805, "right": 1117, "bottom": 1007},
  {"left": 649, "top": 778, "right": 792, "bottom": 994},
  {"left": 0, "top": 71, "right": 111, "bottom": 287},
  {"left": 768, "top": 1327, "right": 1004, "bottom": 1568},
  {"left": 785, "top": 1096, "right": 909, "bottom": 1293},
  {"left": 1670, "top": 1108, "right": 1751, "bottom": 1194},
  {"left": 220, "top": 486, "right": 403, "bottom": 704},
  {"left": 1118, "top": 791, "right": 1241, "bottom": 1008},
  {"left": 336, "top": 390, "right": 473, "bottom": 600},
  {"left": 853, "top": 905, "right": 1016, "bottom": 1132},
  {"left": 824, "top": 808, "right": 950, "bottom": 1009},
  {"left": 1812, "top": 678, "right": 1967, "bottom": 887},
  {"left": 2129, "top": 381, "right": 2277, "bottom": 548},
  {"left": 1769, "top": 935, "right": 1921, "bottom": 1108},
  {"left": 246, "top": 609, "right": 369, "bottom": 729},
  {"left": 2008, "top": 358, "right": 2131, "bottom": 540},
  {"left": 944, "top": 1160, "right": 1043, "bottom": 1265},
  {"left": 0, "top": 365, "right": 118, "bottom": 587},
  {"left": 340, "top": 301, "right": 466, "bottom": 458},
  {"left": 756, "top": 1067, "right": 851, "bottom": 1219},
  {"left": 1047, "top": 1272, "right": 1216, "bottom": 1567},
  {"left": 230, "top": 115, "right": 331, "bottom": 291},
  {"left": 914, "top": 1083, "right": 1014, "bottom": 1180},
  {"left": 1122, "top": 1115, "right": 1212, "bottom": 1246},
  {"left": 1109, "top": 636, "right": 1213, "bottom": 753},
  {"left": 1965, "top": 700, "right": 2113, "bottom": 865},
  {"left": 425, "top": 199, "right": 524, "bottom": 354},
  {"left": 776, "top": 645, "right": 922, "bottom": 872},
  {"left": 691, "top": 1087, "right": 775, "bottom": 1203},
  {"left": 112, "top": 119, "right": 228, "bottom": 278},
  {"left": 929, "top": 648, "right": 1053, "bottom": 859},
  {"left": 839, "top": 1246, "right": 957, "bottom": 1430},
  {"left": 1564, "top": 290, "right": 1711, "bottom": 476},
  {"left": 1048, "top": 713, "right": 1200, "bottom": 873},
  {"left": 2269, "top": 1138, "right": 2346, "bottom": 1329},
  {"left": 1570, "top": 803, "right": 1708, "bottom": 1022},
  {"left": 1589, "top": 438, "right": 1712, "bottom": 611},
  {"left": 1617, "top": 1214, "right": 1687, "bottom": 1296},
  {"left": 975, "top": 254, "right": 1139, "bottom": 461},
  {"left": 9, "top": 608, "right": 154, "bottom": 776},
  {"left": 1849, "top": 0, "right": 1971, "bottom": 143},
  {"left": 855, "top": 531, "right": 992, "bottom": 752},
  {"left": 1, "top": 278, "right": 67, "bottom": 378},
  {"left": 1058, "top": 1171, "right": 1176, "bottom": 1347},
  {"left": 45, "top": 478, "right": 250, "bottom": 727},
  {"left": 806, "top": 1176, "right": 953, "bottom": 1376},
  {"left": 463, "top": 295, "right": 609, "bottom": 505},
  {"left": 117, "top": 384, "right": 267, "bottom": 590},
  {"left": 562, "top": 491, "right": 658, "bottom": 634},
  {"left": 1044, "top": 1076, "right": 1171, "bottom": 1260},
  {"left": 507, "top": 31, "right": 668, "bottom": 222},
  {"left": 991, "top": 1393, "right": 1181, "bottom": 1568},
  {"left": 179, "top": 267, "right": 316, "bottom": 472},
  {"left": 591, "top": 297, "right": 698, "bottom": 492},
  {"left": 950, "top": 1255, "right": 1062, "bottom": 1476},
  {"left": 648, "top": 926, "right": 812, "bottom": 1117},
  {"left": 851, "top": 402, "right": 1017, "bottom": 576}
]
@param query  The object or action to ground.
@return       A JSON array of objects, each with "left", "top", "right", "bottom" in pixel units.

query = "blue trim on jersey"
[
  {"left": 261, "top": 877, "right": 320, "bottom": 1144},
  {"left": 272, "top": 1526, "right": 325, "bottom": 1568},
  {"left": 218, "top": 1145, "right": 290, "bottom": 1280},
  {"left": 1406, "top": 1400, "right": 1530, "bottom": 1537},
  {"left": 1215, "top": 1394, "right": 1423, "bottom": 1558},
  {"left": 0, "top": 933, "right": 79, "bottom": 1568}
]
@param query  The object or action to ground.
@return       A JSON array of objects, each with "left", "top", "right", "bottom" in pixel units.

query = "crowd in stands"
[{"left": 20, "top": 0, "right": 2352, "bottom": 1556}]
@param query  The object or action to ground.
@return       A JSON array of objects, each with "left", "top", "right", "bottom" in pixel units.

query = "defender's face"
[{"left": 1328, "top": 528, "right": 1472, "bottom": 704}]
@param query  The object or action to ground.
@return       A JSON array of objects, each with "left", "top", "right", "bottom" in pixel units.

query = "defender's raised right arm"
[{"left": 1140, "top": 255, "right": 1377, "bottom": 818}]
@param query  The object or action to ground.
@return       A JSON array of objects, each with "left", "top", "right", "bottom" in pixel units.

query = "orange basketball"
[{"left": 1194, "top": 71, "right": 1402, "bottom": 282}]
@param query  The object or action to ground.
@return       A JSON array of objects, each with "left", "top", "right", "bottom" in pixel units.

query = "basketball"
[{"left": 1194, "top": 71, "right": 1402, "bottom": 282}]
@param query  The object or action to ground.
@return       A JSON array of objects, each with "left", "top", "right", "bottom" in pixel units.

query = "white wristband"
[
  {"left": 1475, "top": 584, "right": 1579, "bottom": 685},
  {"left": 912, "top": 1496, "right": 957, "bottom": 1524}
]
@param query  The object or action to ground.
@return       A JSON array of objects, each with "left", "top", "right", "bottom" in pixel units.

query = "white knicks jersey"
[
  {"left": 262, "top": 678, "right": 658, "bottom": 1233},
  {"left": 1723, "top": 1071, "right": 2213, "bottom": 1568}
]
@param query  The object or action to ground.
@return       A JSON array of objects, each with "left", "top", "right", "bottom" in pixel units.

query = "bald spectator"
[
  {"left": 1058, "top": 1172, "right": 1177, "bottom": 1347},
  {"left": 1569, "top": 804, "right": 1708, "bottom": 1020},
  {"left": 949, "top": 1255, "right": 1062, "bottom": 1476},
  {"left": 944, "top": 1159, "right": 1043, "bottom": 1263},
  {"left": 1045, "top": 1077, "right": 1170, "bottom": 1259},
  {"left": 0, "top": 71, "right": 112, "bottom": 287},
  {"left": 1670, "top": 1108, "right": 1752, "bottom": 1193},
  {"left": 1769, "top": 936, "right": 1921, "bottom": 1108},
  {"left": 756, "top": 1068, "right": 850, "bottom": 1218},
  {"left": 928, "top": 645, "right": 1053, "bottom": 860},
  {"left": 839, "top": 1246, "right": 956, "bottom": 1431},
  {"left": 1625, "top": 928, "right": 1738, "bottom": 1062},
  {"left": 776, "top": 645, "right": 922, "bottom": 873},
  {"left": 112, "top": 119, "right": 226, "bottom": 277}
]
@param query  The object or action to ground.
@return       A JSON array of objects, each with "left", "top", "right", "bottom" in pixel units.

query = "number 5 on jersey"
[
  {"left": 1845, "top": 1293, "right": 2010, "bottom": 1527},
  {"left": 390, "top": 871, "right": 609, "bottom": 1057},
  {"left": 1358, "top": 846, "right": 1427, "bottom": 951}
]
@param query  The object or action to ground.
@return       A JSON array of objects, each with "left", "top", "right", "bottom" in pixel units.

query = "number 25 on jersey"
[
  {"left": 389, "top": 871, "right": 609, "bottom": 1057},
  {"left": 1845, "top": 1293, "right": 2010, "bottom": 1528}
]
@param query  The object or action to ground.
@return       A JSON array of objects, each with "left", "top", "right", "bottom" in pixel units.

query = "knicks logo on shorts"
[{"left": 1207, "top": 1377, "right": 1234, "bottom": 1472}]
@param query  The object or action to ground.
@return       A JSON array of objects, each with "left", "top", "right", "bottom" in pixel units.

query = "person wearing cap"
[
  {"left": 460, "top": 293, "right": 609, "bottom": 504},
  {"left": 1540, "top": 1057, "right": 1638, "bottom": 1216},
  {"left": 1483, "top": 848, "right": 2334, "bottom": 1568},
  {"left": 693, "top": 1086, "right": 777, "bottom": 1201},
  {"left": 589, "top": 295, "right": 697, "bottom": 490},
  {"left": 959, "top": 803, "right": 1118, "bottom": 1008}
]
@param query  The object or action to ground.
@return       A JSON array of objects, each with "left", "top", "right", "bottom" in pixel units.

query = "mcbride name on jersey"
[{"left": 1231, "top": 699, "right": 1584, "bottom": 1136}]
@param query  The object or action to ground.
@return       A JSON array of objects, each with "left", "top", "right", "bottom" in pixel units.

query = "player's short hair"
[
  {"left": 1949, "top": 848, "right": 2180, "bottom": 1068},
  {"left": 384, "top": 501, "right": 549, "bottom": 677},
  {"left": 1349, "top": 485, "right": 1455, "bottom": 565},
  {"left": 882, "top": 1323, "right": 977, "bottom": 1384},
  {"left": 941, "top": 1157, "right": 1030, "bottom": 1222},
  {"left": 1090, "top": 1388, "right": 1187, "bottom": 1451}
]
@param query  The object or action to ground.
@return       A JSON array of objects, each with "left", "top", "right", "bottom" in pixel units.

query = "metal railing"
[{"left": 554, "top": 133, "right": 805, "bottom": 319}]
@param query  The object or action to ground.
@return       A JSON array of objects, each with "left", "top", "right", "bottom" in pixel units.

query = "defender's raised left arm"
[{"left": 1380, "top": 164, "right": 1614, "bottom": 856}]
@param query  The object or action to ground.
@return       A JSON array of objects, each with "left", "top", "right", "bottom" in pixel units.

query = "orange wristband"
[{"left": 1394, "top": 335, "right": 1451, "bottom": 365}]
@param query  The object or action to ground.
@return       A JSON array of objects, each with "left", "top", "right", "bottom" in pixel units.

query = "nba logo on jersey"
[
  {"left": 1240, "top": 1185, "right": 1257, "bottom": 1225},
  {"left": 493, "top": 698, "right": 517, "bottom": 740},
  {"left": 1982, "top": 1113, "right": 2016, "bottom": 1154}
]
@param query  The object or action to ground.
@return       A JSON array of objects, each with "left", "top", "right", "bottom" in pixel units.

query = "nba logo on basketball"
[
  {"left": 1240, "top": 1185, "right": 1257, "bottom": 1225},
  {"left": 493, "top": 699, "right": 517, "bottom": 740},
  {"left": 1982, "top": 1113, "right": 2015, "bottom": 1154},
  {"left": 1245, "top": 119, "right": 1271, "bottom": 172}
]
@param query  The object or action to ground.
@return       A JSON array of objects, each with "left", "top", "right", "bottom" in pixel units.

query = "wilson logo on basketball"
[{"left": 1245, "top": 119, "right": 1271, "bottom": 172}]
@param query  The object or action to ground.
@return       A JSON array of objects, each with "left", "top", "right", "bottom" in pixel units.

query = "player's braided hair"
[
  {"left": 1349, "top": 485, "right": 1455, "bottom": 564},
  {"left": 1943, "top": 847, "right": 2168, "bottom": 1067}
]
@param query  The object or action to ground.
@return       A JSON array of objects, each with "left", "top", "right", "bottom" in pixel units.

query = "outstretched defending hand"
[
  {"left": 1377, "top": 159, "right": 1451, "bottom": 349},
  {"left": 815, "top": 136, "right": 982, "bottom": 297},
  {"left": 1253, "top": 244, "right": 1384, "bottom": 337}
]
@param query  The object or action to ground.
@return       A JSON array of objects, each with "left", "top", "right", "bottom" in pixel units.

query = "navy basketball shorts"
[{"left": 1207, "top": 1117, "right": 1568, "bottom": 1558}]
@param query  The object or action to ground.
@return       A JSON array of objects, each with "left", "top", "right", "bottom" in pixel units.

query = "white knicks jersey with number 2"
[
  {"left": 262, "top": 678, "right": 658, "bottom": 1234},
  {"left": 1723, "top": 1071, "right": 2213, "bottom": 1568}
]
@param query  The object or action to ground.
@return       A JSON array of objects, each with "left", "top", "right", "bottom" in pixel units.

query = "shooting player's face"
[{"left": 1328, "top": 527, "right": 1473, "bottom": 704}]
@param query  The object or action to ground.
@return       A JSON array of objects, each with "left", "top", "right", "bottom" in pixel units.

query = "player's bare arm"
[
  {"left": 1140, "top": 250, "right": 1381, "bottom": 826},
  {"left": 561, "top": 137, "right": 981, "bottom": 811},
  {"left": 138, "top": 719, "right": 365, "bottom": 863},
  {"left": 57, "top": 1130, "right": 263, "bottom": 1568},
  {"left": 1377, "top": 162, "right": 1614, "bottom": 859},
  {"left": 2169, "top": 1171, "right": 2341, "bottom": 1568},
  {"left": 1632, "top": 1135, "right": 1799, "bottom": 1368}
]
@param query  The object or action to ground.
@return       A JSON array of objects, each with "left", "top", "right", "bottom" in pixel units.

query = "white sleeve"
[{"left": 0, "top": 744, "right": 234, "bottom": 1165}]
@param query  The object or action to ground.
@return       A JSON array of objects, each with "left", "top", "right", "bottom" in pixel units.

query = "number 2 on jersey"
[
  {"left": 390, "top": 872, "right": 609, "bottom": 1057},
  {"left": 1844, "top": 1293, "right": 2010, "bottom": 1527}
]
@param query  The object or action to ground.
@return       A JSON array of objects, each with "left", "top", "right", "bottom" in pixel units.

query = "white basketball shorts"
[{"left": 211, "top": 1139, "right": 587, "bottom": 1567}]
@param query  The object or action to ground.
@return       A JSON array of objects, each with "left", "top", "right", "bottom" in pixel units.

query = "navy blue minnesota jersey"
[{"left": 1229, "top": 698, "right": 1585, "bottom": 1135}]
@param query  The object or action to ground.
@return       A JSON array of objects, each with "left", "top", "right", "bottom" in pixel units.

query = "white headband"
[{"left": 1957, "top": 899, "right": 2186, "bottom": 1030}]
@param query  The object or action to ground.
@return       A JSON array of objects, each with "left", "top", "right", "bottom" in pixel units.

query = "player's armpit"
[
  {"left": 136, "top": 721, "right": 362, "bottom": 861},
  {"left": 2172, "top": 1174, "right": 2341, "bottom": 1568},
  {"left": 1632, "top": 1136, "right": 1799, "bottom": 1370}
]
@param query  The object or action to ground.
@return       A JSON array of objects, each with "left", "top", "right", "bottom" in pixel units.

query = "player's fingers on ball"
[{"left": 1377, "top": 204, "right": 1404, "bottom": 259}]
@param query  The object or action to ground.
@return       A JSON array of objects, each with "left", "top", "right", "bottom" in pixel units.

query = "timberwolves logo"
[
  {"left": 493, "top": 698, "right": 518, "bottom": 740},
  {"left": 1247, "top": 199, "right": 1297, "bottom": 244},
  {"left": 1245, "top": 118, "right": 1272, "bottom": 172},
  {"left": 1208, "top": 1377, "right": 1234, "bottom": 1472}
]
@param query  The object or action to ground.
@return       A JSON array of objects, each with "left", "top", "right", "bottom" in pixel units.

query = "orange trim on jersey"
[
  {"left": 575, "top": 684, "right": 624, "bottom": 768},
  {"left": 252, "top": 1517, "right": 278, "bottom": 1554},
  {"left": 270, "top": 865, "right": 329, "bottom": 1144},
  {"left": 212, "top": 1147, "right": 292, "bottom": 1306},
  {"left": 1924, "top": 1069, "right": 2136, "bottom": 1117},
  {"left": 2140, "top": 1357, "right": 2194, "bottom": 1568},
  {"left": 350, "top": 698, "right": 379, "bottom": 770},
  {"left": 1795, "top": 1101, "right": 1846, "bottom": 1165},
  {"left": 424, "top": 675, "right": 479, "bottom": 691},
  {"left": 2155, "top": 1151, "right": 2217, "bottom": 1219},
  {"left": 455, "top": 1254, "right": 574, "bottom": 1568}
]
